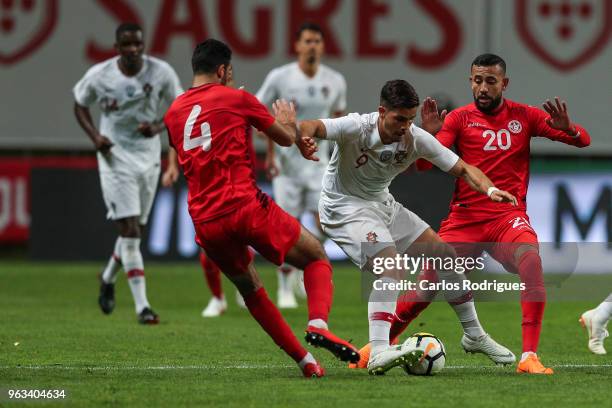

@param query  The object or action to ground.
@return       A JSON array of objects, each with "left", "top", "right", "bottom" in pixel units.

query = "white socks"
[
  {"left": 298, "top": 352, "right": 317, "bottom": 369},
  {"left": 277, "top": 264, "right": 296, "bottom": 293},
  {"left": 101, "top": 237, "right": 122, "bottom": 284},
  {"left": 451, "top": 301, "right": 486, "bottom": 339},
  {"left": 369, "top": 277, "right": 400, "bottom": 355},
  {"left": 120, "top": 237, "right": 150, "bottom": 314},
  {"left": 594, "top": 295, "right": 612, "bottom": 322},
  {"left": 521, "top": 351, "right": 536, "bottom": 362},
  {"left": 308, "top": 319, "right": 328, "bottom": 330}
]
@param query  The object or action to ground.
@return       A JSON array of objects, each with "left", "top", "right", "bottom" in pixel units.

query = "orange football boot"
[
  {"left": 516, "top": 353, "right": 554, "bottom": 374},
  {"left": 348, "top": 337, "right": 399, "bottom": 369}
]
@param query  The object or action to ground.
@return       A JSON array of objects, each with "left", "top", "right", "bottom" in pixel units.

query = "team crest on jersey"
[
  {"left": 508, "top": 120, "right": 522, "bottom": 134},
  {"left": 143, "top": 83, "right": 153, "bottom": 97},
  {"left": 380, "top": 150, "right": 393, "bottom": 162},
  {"left": 321, "top": 86, "right": 330, "bottom": 99},
  {"left": 126, "top": 85, "right": 136, "bottom": 97},
  {"left": 366, "top": 231, "right": 378, "bottom": 243},
  {"left": 394, "top": 150, "right": 408, "bottom": 164},
  {"left": 307, "top": 86, "right": 316, "bottom": 97}
]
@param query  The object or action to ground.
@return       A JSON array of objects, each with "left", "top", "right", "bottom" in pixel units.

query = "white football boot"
[
  {"left": 201, "top": 296, "right": 227, "bottom": 318},
  {"left": 367, "top": 344, "right": 423, "bottom": 375},
  {"left": 580, "top": 309, "right": 609, "bottom": 355},
  {"left": 461, "top": 333, "right": 516, "bottom": 365}
]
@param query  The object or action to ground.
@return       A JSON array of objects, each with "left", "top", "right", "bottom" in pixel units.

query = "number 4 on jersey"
[{"left": 183, "top": 105, "right": 212, "bottom": 151}]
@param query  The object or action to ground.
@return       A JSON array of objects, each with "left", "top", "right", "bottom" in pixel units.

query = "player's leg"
[
  {"left": 118, "top": 167, "right": 162, "bottom": 325},
  {"left": 272, "top": 175, "right": 301, "bottom": 308},
  {"left": 98, "top": 236, "right": 122, "bottom": 314},
  {"left": 195, "top": 213, "right": 323, "bottom": 378},
  {"left": 389, "top": 207, "right": 514, "bottom": 366},
  {"left": 199, "top": 249, "right": 227, "bottom": 317},
  {"left": 114, "top": 217, "right": 157, "bottom": 324},
  {"left": 315, "top": 201, "right": 424, "bottom": 373},
  {"left": 580, "top": 293, "right": 611, "bottom": 355},
  {"left": 391, "top": 213, "right": 484, "bottom": 341},
  {"left": 247, "top": 194, "right": 358, "bottom": 363},
  {"left": 489, "top": 214, "right": 551, "bottom": 373},
  {"left": 97, "top": 169, "right": 155, "bottom": 323}
]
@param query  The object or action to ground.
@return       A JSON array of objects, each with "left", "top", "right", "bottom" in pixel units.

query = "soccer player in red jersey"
[
  {"left": 388, "top": 53, "right": 591, "bottom": 374},
  {"left": 163, "top": 39, "right": 359, "bottom": 377},
  {"left": 163, "top": 77, "right": 253, "bottom": 317}
]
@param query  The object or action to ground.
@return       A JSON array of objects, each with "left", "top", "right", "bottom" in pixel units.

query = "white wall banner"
[{"left": 1, "top": 0, "right": 610, "bottom": 153}]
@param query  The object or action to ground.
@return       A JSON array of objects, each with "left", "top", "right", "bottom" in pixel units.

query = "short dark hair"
[
  {"left": 471, "top": 53, "right": 506, "bottom": 73},
  {"left": 380, "top": 80, "right": 419, "bottom": 110},
  {"left": 115, "top": 22, "right": 142, "bottom": 41},
  {"left": 192, "top": 39, "right": 232, "bottom": 75},
  {"left": 295, "top": 22, "right": 324, "bottom": 40}
]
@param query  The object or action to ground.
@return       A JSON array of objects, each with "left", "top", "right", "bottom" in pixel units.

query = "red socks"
[
  {"left": 518, "top": 251, "right": 546, "bottom": 353},
  {"left": 199, "top": 251, "right": 223, "bottom": 299},
  {"left": 303, "top": 260, "right": 334, "bottom": 322},
  {"left": 243, "top": 287, "right": 307, "bottom": 363},
  {"left": 390, "top": 291, "right": 432, "bottom": 342}
]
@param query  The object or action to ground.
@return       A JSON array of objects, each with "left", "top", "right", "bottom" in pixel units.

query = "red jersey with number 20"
[
  {"left": 164, "top": 83, "right": 275, "bottom": 222},
  {"left": 431, "top": 99, "right": 590, "bottom": 215}
]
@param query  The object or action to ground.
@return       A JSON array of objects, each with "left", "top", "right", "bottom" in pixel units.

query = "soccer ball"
[{"left": 401, "top": 332, "right": 446, "bottom": 375}]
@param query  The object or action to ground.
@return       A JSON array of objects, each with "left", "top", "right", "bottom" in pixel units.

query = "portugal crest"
[
  {"left": 516, "top": 0, "right": 611, "bottom": 71},
  {"left": 0, "top": 0, "right": 58, "bottom": 65}
]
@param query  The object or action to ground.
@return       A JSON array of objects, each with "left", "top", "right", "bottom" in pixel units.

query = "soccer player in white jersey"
[
  {"left": 297, "top": 79, "right": 517, "bottom": 374},
  {"left": 255, "top": 23, "right": 347, "bottom": 308},
  {"left": 580, "top": 293, "right": 611, "bottom": 354},
  {"left": 73, "top": 23, "right": 183, "bottom": 324}
]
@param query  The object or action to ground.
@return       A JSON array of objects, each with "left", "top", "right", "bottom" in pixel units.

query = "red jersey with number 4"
[
  {"left": 424, "top": 99, "right": 590, "bottom": 215},
  {"left": 164, "top": 83, "right": 275, "bottom": 222}
]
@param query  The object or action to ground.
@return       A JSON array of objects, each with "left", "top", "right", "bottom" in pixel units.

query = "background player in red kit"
[
  {"left": 163, "top": 39, "right": 359, "bottom": 378},
  {"left": 389, "top": 53, "right": 591, "bottom": 374}
]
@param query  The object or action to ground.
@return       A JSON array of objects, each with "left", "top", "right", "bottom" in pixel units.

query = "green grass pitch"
[{"left": 1, "top": 261, "right": 610, "bottom": 407}]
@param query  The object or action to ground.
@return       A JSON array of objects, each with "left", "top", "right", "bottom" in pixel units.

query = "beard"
[{"left": 474, "top": 94, "right": 503, "bottom": 113}]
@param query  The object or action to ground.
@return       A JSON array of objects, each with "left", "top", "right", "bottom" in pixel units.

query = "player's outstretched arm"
[
  {"left": 73, "top": 102, "right": 113, "bottom": 153},
  {"left": 263, "top": 99, "right": 297, "bottom": 147},
  {"left": 448, "top": 159, "right": 518, "bottom": 205}
]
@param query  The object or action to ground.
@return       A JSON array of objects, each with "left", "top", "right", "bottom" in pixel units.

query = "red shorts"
[
  {"left": 439, "top": 209, "right": 539, "bottom": 273},
  {"left": 194, "top": 193, "right": 301, "bottom": 276}
]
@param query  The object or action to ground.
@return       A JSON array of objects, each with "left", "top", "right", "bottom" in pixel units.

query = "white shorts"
[
  {"left": 272, "top": 173, "right": 323, "bottom": 218},
  {"left": 98, "top": 164, "right": 160, "bottom": 224},
  {"left": 319, "top": 193, "right": 430, "bottom": 271}
]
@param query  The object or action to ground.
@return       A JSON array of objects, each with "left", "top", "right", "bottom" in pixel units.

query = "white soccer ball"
[{"left": 401, "top": 332, "right": 446, "bottom": 375}]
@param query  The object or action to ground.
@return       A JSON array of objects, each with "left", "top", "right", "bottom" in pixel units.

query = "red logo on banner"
[
  {"left": 0, "top": 0, "right": 58, "bottom": 65},
  {"left": 516, "top": 0, "right": 611, "bottom": 71}
]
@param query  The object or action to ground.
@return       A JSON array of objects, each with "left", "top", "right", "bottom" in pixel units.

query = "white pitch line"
[{"left": 1, "top": 364, "right": 611, "bottom": 370}]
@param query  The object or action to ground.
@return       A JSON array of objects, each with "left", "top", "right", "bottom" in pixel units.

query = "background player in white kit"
[
  {"left": 255, "top": 23, "right": 347, "bottom": 309},
  {"left": 297, "top": 80, "right": 517, "bottom": 374},
  {"left": 73, "top": 23, "right": 183, "bottom": 324}
]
